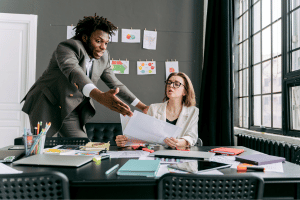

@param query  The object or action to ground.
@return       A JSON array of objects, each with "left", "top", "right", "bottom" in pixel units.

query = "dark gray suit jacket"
[{"left": 22, "top": 39, "right": 136, "bottom": 136}]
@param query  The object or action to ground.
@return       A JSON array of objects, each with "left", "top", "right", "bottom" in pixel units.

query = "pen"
[
  {"left": 105, "top": 164, "right": 119, "bottom": 175},
  {"left": 246, "top": 166, "right": 265, "bottom": 171}
]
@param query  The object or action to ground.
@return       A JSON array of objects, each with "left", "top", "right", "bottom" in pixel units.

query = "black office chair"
[
  {"left": 293, "top": 149, "right": 300, "bottom": 165},
  {"left": 44, "top": 137, "right": 90, "bottom": 148},
  {"left": 195, "top": 138, "right": 203, "bottom": 146},
  {"left": 158, "top": 173, "right": 264, "bottom": 200},
  {"left": 0, "top": 171, "right": 70, "bottom": 199},
  {"left": 14, "top": 137, "right": 90, "bottom": 148}
]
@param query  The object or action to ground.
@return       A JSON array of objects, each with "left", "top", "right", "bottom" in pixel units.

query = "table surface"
[{"left": 3, "top": 145, "right": 300, "bottom": 186}]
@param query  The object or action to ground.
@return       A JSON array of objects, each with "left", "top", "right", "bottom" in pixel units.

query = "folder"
[
  {"left": 117, "top": 159, "right": 160, "bottom": 177},
  {"left": 235, "top": 154, "right": 286, "bottom": 165}
]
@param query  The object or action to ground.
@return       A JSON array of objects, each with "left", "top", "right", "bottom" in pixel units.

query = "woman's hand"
[
  {"left": 115, "top": 135, "right": 128, "bottom": 147},
  {"left": 164, "top": 137, "right": 189, "bottom": 148}
]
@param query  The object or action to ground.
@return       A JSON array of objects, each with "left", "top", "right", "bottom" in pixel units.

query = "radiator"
[{"left": 235, "top": 134, "right": 300, "bottom": 163}]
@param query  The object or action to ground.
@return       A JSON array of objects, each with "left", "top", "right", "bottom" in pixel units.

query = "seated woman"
[{"left": 115, "top": 72, "right": 199, "bottom": 148}]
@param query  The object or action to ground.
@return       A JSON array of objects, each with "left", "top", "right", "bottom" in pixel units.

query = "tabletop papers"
[
  {"left": 123, "top": 110, "right": 182, "bottom": 145},
  {"left": 0, "top": 163, "right": 22, "bottom": 174}
]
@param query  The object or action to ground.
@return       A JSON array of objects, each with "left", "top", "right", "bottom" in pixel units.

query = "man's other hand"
[{"left": 90, "top": 88, "right": 133, "bottom": 117}]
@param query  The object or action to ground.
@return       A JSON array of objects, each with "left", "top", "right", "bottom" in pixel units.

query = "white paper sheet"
[
  {"left": 110, "top": 60, "right": 129, "bottom": 74},
  {"left": 67, "top": 26, "right": 76, "bottom": 39},
  {"left": 109, "top": 29, "right": 118, "bottom": 42},
  {"left": 123, "top": 110, "right": 182, "bottom": 144},
  {"left": 122, "top": 29, "right": 140, "bottom": 43},
  {"left": 165, "top": 61, "right": 179, "bottom": 79},
  {"left": 120, "top": 114, "right": 131, "bottom": 132},
  {"left": 143, "top": 30, "right": 157, "bottom": 50},
  {"left": 137, "top": 61, "right": 156, "bottom": 75},
  {"left": 0, "top": 163, "right": 22, "bottom": 174}
]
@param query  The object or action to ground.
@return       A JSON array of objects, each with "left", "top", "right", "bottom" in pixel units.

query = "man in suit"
[{"left": 22, "top": 14, "right": 148, "bottom": 137}]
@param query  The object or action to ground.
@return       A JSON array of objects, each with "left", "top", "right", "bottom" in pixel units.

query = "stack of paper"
[
  {"left": 117, "top": 159, "right": 160, "bottom": 177},
  {"left": 121, "top": 111, "right": 182, "bottom": 145}
]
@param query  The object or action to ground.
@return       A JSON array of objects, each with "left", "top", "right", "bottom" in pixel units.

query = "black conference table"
[{"left": 3, "top": 145, "right": 300, "bottom": 199}]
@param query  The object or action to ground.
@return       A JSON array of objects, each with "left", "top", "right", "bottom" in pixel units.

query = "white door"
[{"left": 0, "top": 13, "right": 37, "bottom": 148}]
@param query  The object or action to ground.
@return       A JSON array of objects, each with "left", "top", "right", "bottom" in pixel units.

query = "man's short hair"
[{"left": 74, "top": 13, "right": 117, "bottom": 40}]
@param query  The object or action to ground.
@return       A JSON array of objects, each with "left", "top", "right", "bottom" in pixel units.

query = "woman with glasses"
[{"left": 116, "top": 72, "right": 199, "bottom": 148}]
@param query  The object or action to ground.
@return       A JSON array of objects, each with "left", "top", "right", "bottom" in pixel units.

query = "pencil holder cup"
[{"left": 23, "top": 135, "right": 46, "bottom": 156}]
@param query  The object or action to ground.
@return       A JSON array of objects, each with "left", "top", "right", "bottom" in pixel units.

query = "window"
[{"left": 234, "top": 0, "right": 300, "bottom": 137}]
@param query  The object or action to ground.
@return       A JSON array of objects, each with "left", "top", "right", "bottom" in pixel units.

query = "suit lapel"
[
  {"left": 156, "top": 101, "right": 168, "bottom": 121},
  {"left": 176, "top": 105, "right": 189, "bottom": 128}
]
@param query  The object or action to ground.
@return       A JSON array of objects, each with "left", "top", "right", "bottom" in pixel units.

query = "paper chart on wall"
[
  {"left": 110, "top": 60, "right": 129, "bottom": 74},
  {"left": 137, "top": 61, "right": 156, "bottom": 75},
  {"left": 165, "top": 61, "right": 179, "bottom": 79},
  {"left": 122, "top": 29, "right": 140, "bottom": 43},
  {"left": 67, "top": 26, "right": 76, "bottom": 39},
  {"left": 109, "top": 29, "right": 118, "bottom": 42},
  {"left": 143, "top": 30, "right": 157, "bottom": 50}
]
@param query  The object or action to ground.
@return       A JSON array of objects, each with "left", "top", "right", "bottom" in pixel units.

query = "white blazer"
[{"left": 147, "top": 101, "right": 199, "bottom": 146}]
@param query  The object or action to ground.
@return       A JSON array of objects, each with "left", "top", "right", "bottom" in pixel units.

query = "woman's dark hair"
[
  {"left": 74, "top": 13, "right": 117, "bottom": 40},
  {"left": 163, "top": 72, "right": 196, "bottom": 107}
]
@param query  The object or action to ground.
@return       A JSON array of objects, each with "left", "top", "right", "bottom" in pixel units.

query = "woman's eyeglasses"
[{"left": 165, "top": 80, "right": 186, "bottom": 90}]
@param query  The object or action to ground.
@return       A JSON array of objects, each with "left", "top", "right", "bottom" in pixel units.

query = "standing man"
[{"left": 22, "top": 14, "right": 148, "bottom": 137}]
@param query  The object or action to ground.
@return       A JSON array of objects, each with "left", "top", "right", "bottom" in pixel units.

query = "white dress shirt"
[{"left": 82, "top": 57, "right": 140, "bottom": 106}]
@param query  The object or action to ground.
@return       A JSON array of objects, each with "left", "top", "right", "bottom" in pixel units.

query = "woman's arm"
[{"left": 179, "top": 107, "right": 199, "bottom": 146}]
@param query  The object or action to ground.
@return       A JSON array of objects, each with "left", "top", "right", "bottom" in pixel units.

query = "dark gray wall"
[{"left": 0, "top": 0, "right": 204, "bottom": 123}]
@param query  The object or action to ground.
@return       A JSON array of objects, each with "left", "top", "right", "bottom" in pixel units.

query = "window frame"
[{"left": 234, "top": 0, "right": 300, "bottom": 137}]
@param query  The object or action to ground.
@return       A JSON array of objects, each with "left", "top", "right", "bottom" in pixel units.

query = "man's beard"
[{"left": 82, "top": 38, "right": 94, "bottom": 58}]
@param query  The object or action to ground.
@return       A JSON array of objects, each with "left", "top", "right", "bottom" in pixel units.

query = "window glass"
[
  {"left": 243, "top": 41, "right": 249, "bottom": 68},
  {"left": 243, "top": 97, "right": 249, "bottom": 128},
  {"left": 272, "top": 0, "right": 281, "bottom": 22},
  {"left": 239, "top": 71, "right": 243, "bottom": 96},
  {"left": 273, "top": 94, "right": 282, "bottom": 128},
  {"left": 263, "top": 95, "right": 271, "bottom": 127},
  {"left": 243, "top": 69, "right": 249, "bottom": 96},
  {"left": 291, "top": 86, "right": 300, "bottom": 130},
  {"left": 239, "top": 98, "right": 243, "bottom": 127},
  {"left": 239, "top": 44, "right": 243, "bottom": 69},
  {"left": 253, "top": 64, "right": 261, "bottom": 94},
  {"left": 262, "top": 0, "right": 271, "bottom": 28},
  {"left": 253, "top": 33, "right": 261, "bottom": 64},
  {"left": 243, "top": 12, "right": 248, "bottom": 40},
  {"left": 291, "top": 9, "right": 300, "bottom": 50},
  {"left": 239, "top": 17, "right": 243, "bottom": 43},
  {"left": 273, "top": 56, "right": 282, "bottom": 93},
  {"left": 291, "top": 0, "right": 300, "bottom": 10},
  {"left": 262, "top": 61, "right": 271, "bottom": 94},
  {"left": 262, "top": 27, "right": 271, "bottom": 61},
  {"left": 291, "top": 50, "right": 300, "bottom": 71},
  {"left": 273, "top": 20, "right": 282, "bottom": 56},
  {"left": 253, "top": 2, "right": 261, "bottom": 34},
  {"left": 254, "top": 96, "right": 262, "bottom": 126}
]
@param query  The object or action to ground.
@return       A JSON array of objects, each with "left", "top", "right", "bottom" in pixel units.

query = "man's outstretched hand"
[{"left": 90, "top": 87, "right": 133, "bottom": 117}]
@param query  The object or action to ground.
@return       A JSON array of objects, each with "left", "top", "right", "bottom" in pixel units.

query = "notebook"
[
  {"left": 235, "top": 154, "right": 286, "bottom": 165},
  {"left": 151, "top": 150, "right": 215, "bottom": 160},
  {"left": 13, "top": 154, "right": 93, "bottom": 167},
  {"left": 210, "top": 147, "right": 245, "bottom": 155},
  {"left": 117, "top": 159, "right": 160, "bottom": 177}
]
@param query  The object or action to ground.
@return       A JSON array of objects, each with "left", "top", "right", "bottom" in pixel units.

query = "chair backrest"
[
  {"left": 44, "top": 137, "right": 90, "bottom": 148},
  {"left": 293, "top": 149, "right": 300, "bottom": 164},
  {"left": 85, "top": 123, "right": 122, "bottom": 146},
  {"left": 0, "top": 171, "right": 70, "bottom": 199},
  {"left": 195, "top": 138, "right": 203, "bottom": 146},
  {"left": 158, "top": 173, "right": 264, "bottom": 200}
]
